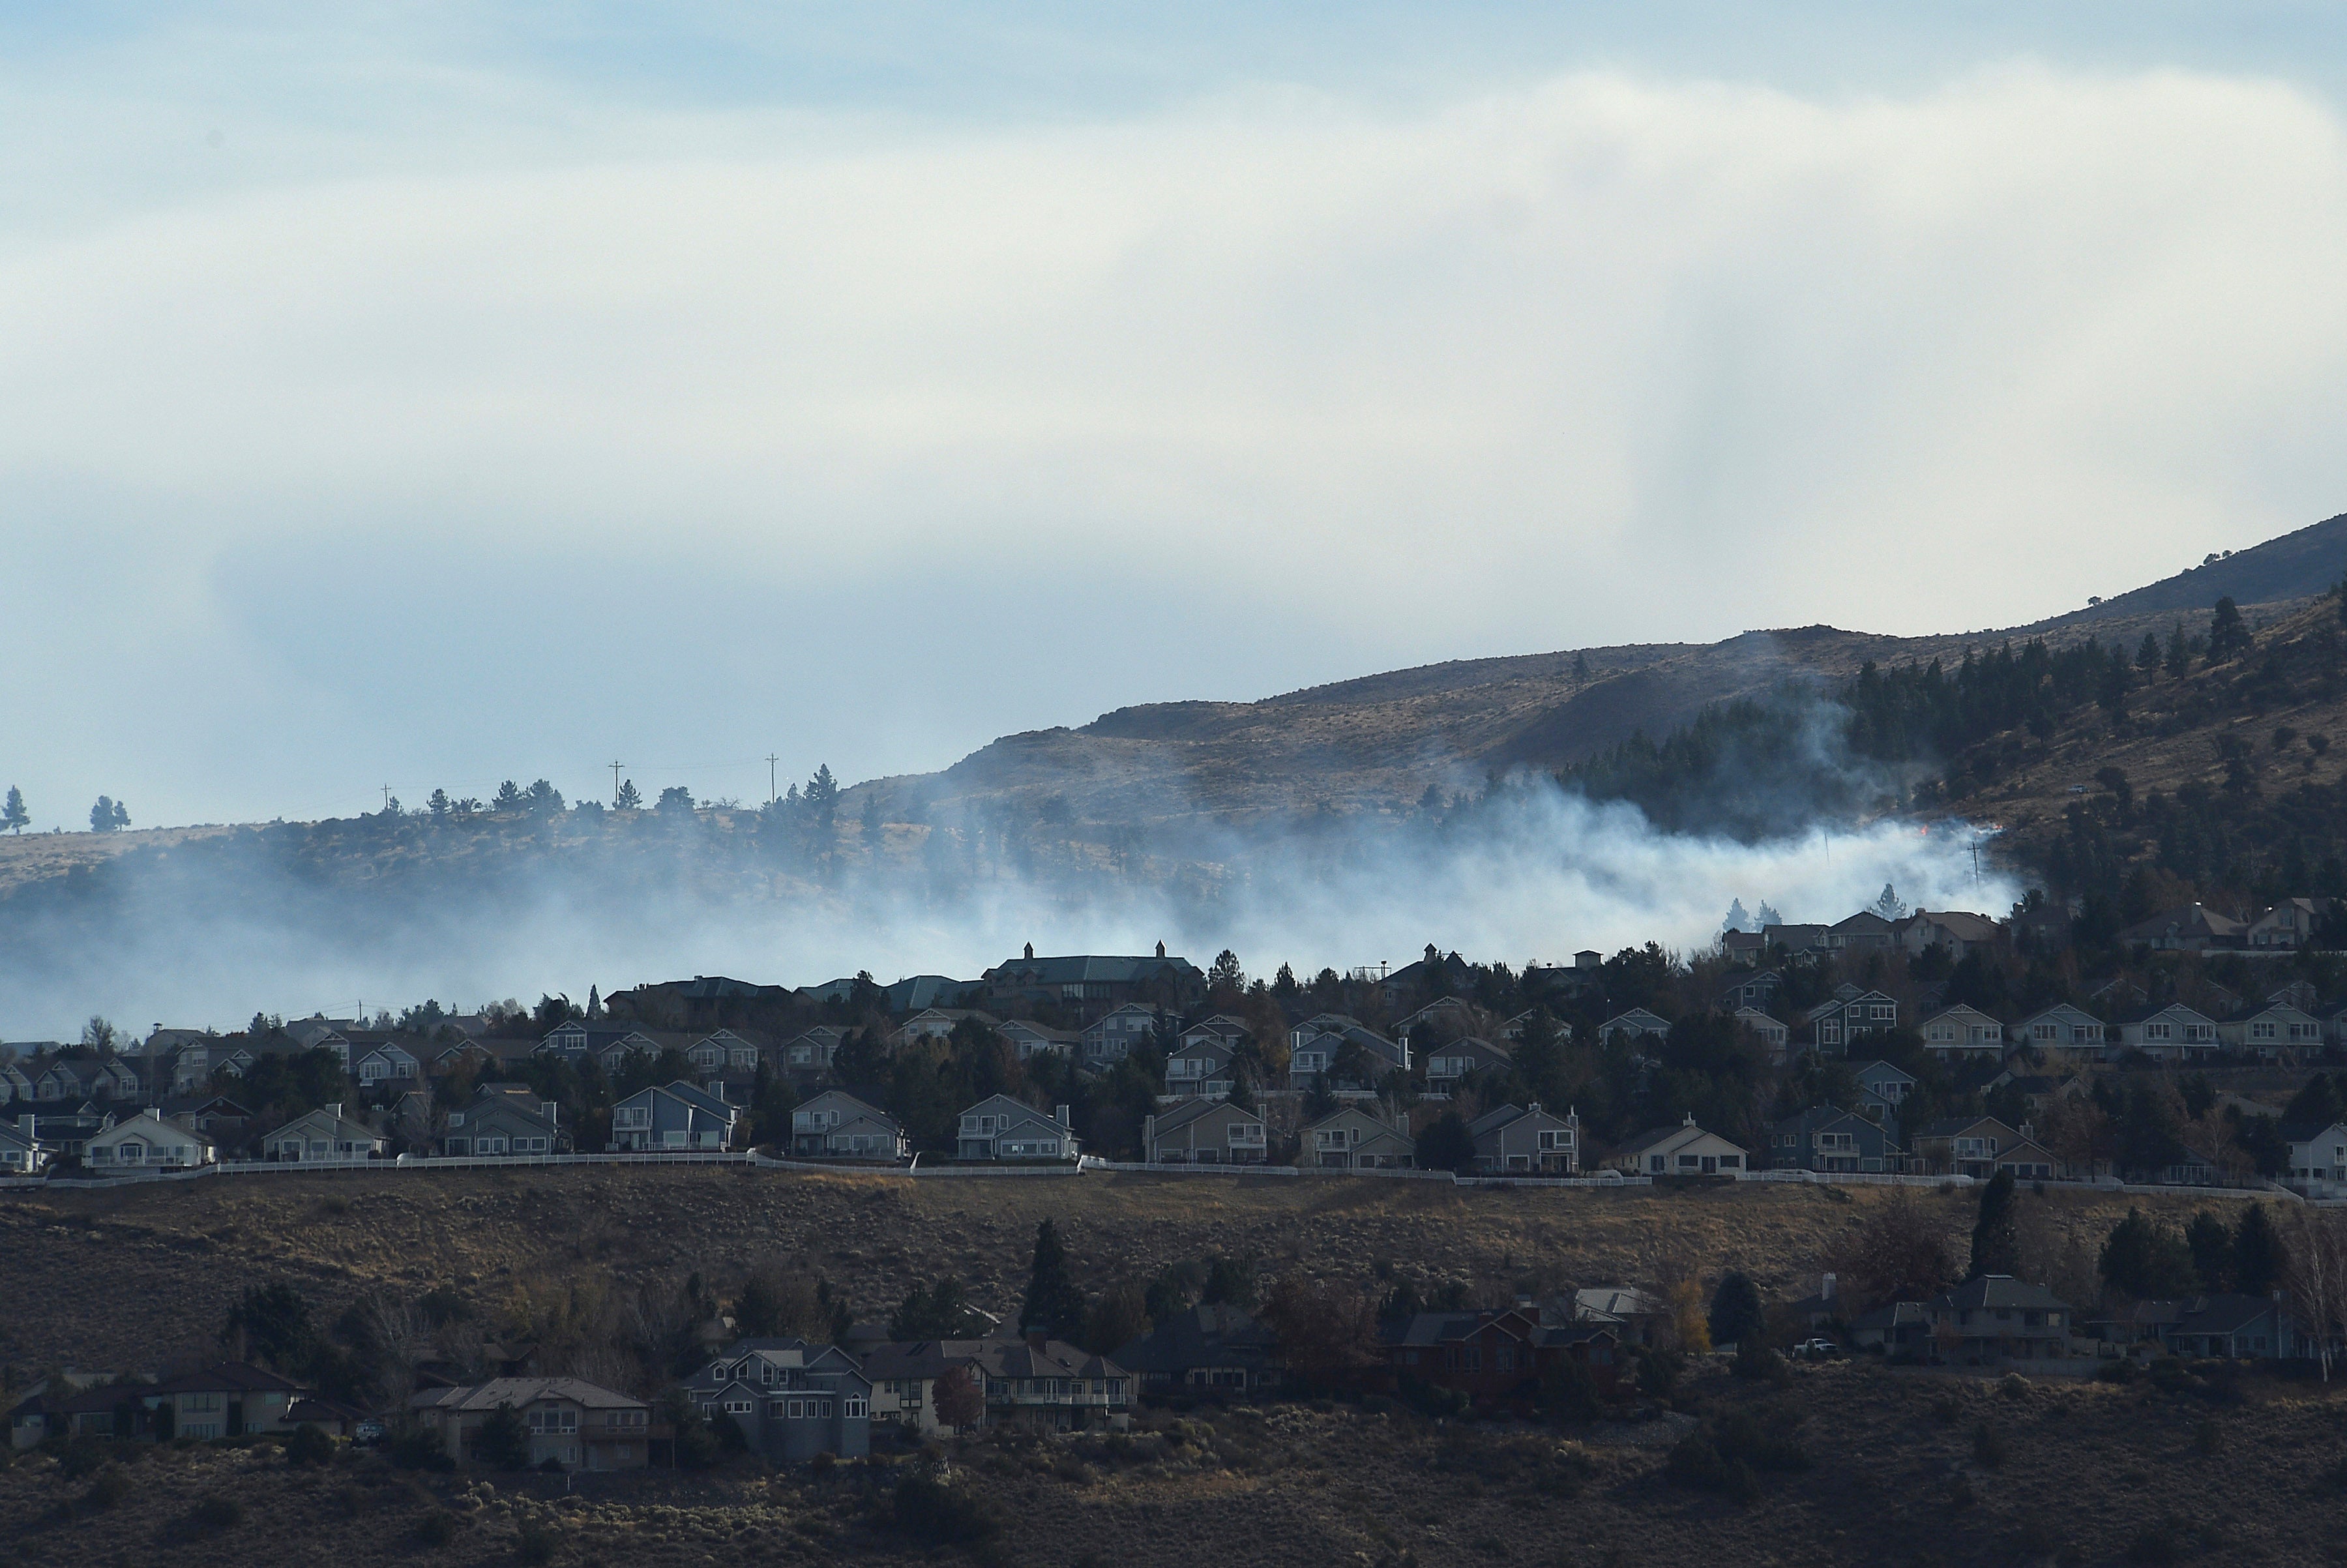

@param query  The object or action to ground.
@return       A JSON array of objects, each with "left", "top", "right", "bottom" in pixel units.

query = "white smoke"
[{"left": 0, "top": 778, "right": 2015, "bottom": 1037}]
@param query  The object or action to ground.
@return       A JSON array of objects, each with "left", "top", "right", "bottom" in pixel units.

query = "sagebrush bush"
[
  {"left": 192, "top": 1494, "right": 244, "bottom": 1530},
  {"left": 893, "top": 1471, "right": 1002, "bottom": 1546}
]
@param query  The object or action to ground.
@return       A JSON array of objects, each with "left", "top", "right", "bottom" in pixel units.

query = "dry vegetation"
[
  {"left": 0, "top": 1168, "right": 2220, "bottom": 1372},
  {"left": 6, "top": 1350, "right": 2347, "bottom": 1567}
]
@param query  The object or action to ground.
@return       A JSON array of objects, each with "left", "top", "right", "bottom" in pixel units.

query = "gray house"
[
  {"left": 1766, "top": 1106, "right": 1897, "bottom": 1173},
  {"left": 1144, "top": 1097, "right": 1269, "bottom": 1164},
  {"left": 1421, "top": 1036, "right": 1512, "bottom": 1093},
  {"left": 1303, "top": 1105, "right": 1415, "bottom": 1169},
  {"left": 441, "top": 1086, "right": 565, "bottom": 1156},
  {"left": 954, "top": 1095, "right": 1078, "bottom": 1161},
  {"left": 260, "top": 1104, "right": 385, "bottom": 1162},
  {"left": 1287, "top": 1015, "right": 1407, "bottom": 1091},
  {"left": 608, "top": 1080, "right": 738, "bottom": 1151},
  {"left": 788, "top": 1091, "right": 908, "bottom": 1161},
  {"left": 686, "top": 1339, "right": 871, "bottom": 1462},
  {"left": 1466, "top": 1102, "right": 1578, "bottom": 1174}
]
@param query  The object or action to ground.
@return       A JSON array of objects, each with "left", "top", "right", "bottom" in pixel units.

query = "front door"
[
  {"left": 226, "top": 1398, "right": 244, "bottom": 1437},
  {"left": 1700, "top": 1156, "right": 1717, "bottom": 1174}
]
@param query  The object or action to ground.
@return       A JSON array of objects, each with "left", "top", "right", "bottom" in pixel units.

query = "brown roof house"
[{"left": 407, "top": 1378, "right": 651, "bottom": 1471}]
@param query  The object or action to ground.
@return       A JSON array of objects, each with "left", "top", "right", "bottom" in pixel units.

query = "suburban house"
[
  {"left": 2157, "top": 1294, "right": 2305, "bottom": 1359},
  {"left": 1920, "top": 1005, "right": 2009, "bottom": 1065},
  {"left": 1393, "top": 998, "right": 1481, "bottom": 1050},
  {"left": 1144, "top": 1097, "right": 1269, "bottom": 1164},
  {"left": 1897, "top": 909, "right": 2003, "bottom": 960},
  {"left": 1608, "top": 1115, "right": 1747, "bottom": 1177},
  {"left": 1080, "top": 1003, "right": 1167, "bottom": 1065},
  {"left": 780, "top": 1027, "right": 847, "bottom": 1076},
  {"left": 536, "top": 1023, "right": 660, "bottom": 1066},
  {"left": 788, "top": 1091, "right": 908, "bottom": 1161},
  {"left": 83, "top": 1110, "right": 214, "bottom": 1170},
  {"left": 2006, "top": 1003, "right": 2108, "bottom": 1058},
  {"left": 1718, "top": 969, "right": 1784, "bottom": 1011},
  {"left": 2283, "top": 1122, "right": 2347, "bottom": 1198},
  {"left": 1852, "top": 1060, "right": 1917, "bottom": 1109},
  {"left": 608, "top": 1081, "right": 738, "bottom": 1151},
  {"left": 686, "top": 1030, "right": 763, "bottom": 1076},
  {"left": 1767, "top": 1106, "right": 1897, "bottom": 1173},
  {"left": 686, "top": 1340, "right": 872, "bottom": 1462},
  {"left": 1908, "top": 1116, "right": 2026, "bottom": 1179},
  {"left": 2118, "top": 904, "right": 2247, "bottom": 951},
  {"left": 1804, "top": 988, "right": 1898, "bottom": 1054},
  {"left": 2113, "top": 1003, "right": 2222, "bottom": 1063},
  {"left": 1164, "top": 1035, "right": 1237, "bottom": 1098},
  {"left": 954, "top": 1095, "right": 1078, "bottom": 1161},
  {"left": 1571, "top": 1287, "right": 1670, "bottom": 1347},
  {"left": 889, "top": 1009, "right": 1000, "bottom": 1048},
  {"left": 1378, "top": 945, "right": 1477, "bottom": 1007},
  {"left": 408, "top": 1378, "right": 652, "bottom": 1471},
  {"left": 1732, "top": 1008, "right": 1790, "bottom": 1060},
  {"left": 1919, "top": 1277, "right": 2076, "bottom": 1367},
  {"left": 2219, "top": 1001, "right": 2323, "bottom": 1059},
  {"left": 261, "top": 1104, "right": 385, "bottom": 1162},
  {"left": 1825, "top": 911, "right": 1898, "bottom": 953},
  {"left": 1112, "top": 1304, "right": 1282, "bottom": 1398},
  {"left": 1288, "top": 1015, "right": 1407, "bottom": 1091},
  {"left": 441, "top": 1086, "right": 565, "bottom": 1157},
  {"left": 39, "top": 1365, "right": 312, "bottom": 1442},
  {"left": 1466, "top": 1102, "right": 1578, "bottom": 1174},
  {"left": 1380, "top": 1309, "right": 1619, "bottom": 1404},
  {"left": 1595, "top": 1009, "right": 1671, "bottom": 1047},
  {"left": 1303, "top": 1105, "right": 1416, "bottom": 1169},
  {"left": 967, "top": 1334, "right": 1132, "bottom": 1432},
  {"left": 1421, "top": 1035, "right": 1513, "bottom": 1091},
  {"left": 2248, "top": 897, "right": 2335, "bottom": 949},
  {"left": 353, "top": 1042, "right": 421, "bottom": 1089},
  {"left": 977, "top": 944, "right": 1205, "bottom": 1014},
  {"left": 0, "top": 1117, "right": 46, "bottom": 1174},
  {"left": 995, "top": 1020, "right": 1079, "bottom": 1061},
  {"left": 1762, "top": 923, "right": 1832, "bottom": 954},
  {"left": 862, "top": 1340, "right": 980, "bottom": 1436}
]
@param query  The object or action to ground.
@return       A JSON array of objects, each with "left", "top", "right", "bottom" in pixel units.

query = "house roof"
[
  {"left": 2117, "top": 904, "right": 2247, "bottom": 943},
  {"left": 1850, "top": 1059, "right": 1915, "bottom": 1083},
  {"left": 409, "top": 1377, "right": 645, "bottom": 1412},
  {"left": 1111, "top": 1305, "right": 1277, "bottom": 1374},
  {"left": 1572, "top": 1286, "right": 1665, "bottom": 1319},
  {"left": 1902, "top": 910, "right": 2003, "bottom": 941},
  {"left": 1153, "top": 1097, "right": 1262, "bottom": 1134},
  {"left": 1932, "top": 1275, "right": 2072, "bottom": 1313},
  {"left": 980, "top": 953, "right": 1202, "bottom": 986},
  {"left": 1911, "top": 1116, "right": 2018, "bottom": 1142},
  {"left": 151, "top": 1363, "right": 306, "bottom": 1396},
  {"left": 2173, "top": 1294, "right": 2284, "bottom": 1335}
]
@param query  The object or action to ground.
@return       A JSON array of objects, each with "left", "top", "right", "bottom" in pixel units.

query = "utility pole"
[
  {"left": 381, "top": 784, "right": 392, "bottom": 812},
  {"left": 766, "top": 753, "right": 780, "bottom": 806},
  {"left": 609, "top": 760, "right": 625, "bottom": 805}
]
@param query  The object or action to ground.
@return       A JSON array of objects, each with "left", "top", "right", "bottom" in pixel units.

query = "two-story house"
[
  {"left": 1804, "top": 988, "right": 1898, "bottom": 1055},
  {"left": 1732, "top": 1008, "right": 1791, "bottom": 1061},
  {"left": 353, "top": 1042, "right": 421, "bottom": 1091},
  {"left": 2283, "top": 1121, "right": 2347, "bottom": 1198},
  {"left": 788, "top": 1091, "right": 908, "bottom": 1161},
  {"left": 686, "top": 1031, "right": 763, "bottom": 1077},
  {"left": 1303, "top": 1105, "right": 1415, "bottom": 1170},
  {"left": 780, "top": 1027, "right": 847, "bottom": 1078},
  {"left": 1466, "top": 1102, "right": 1578, "bottom": 1174},
  {"left": 969, "top": 1334, "right": 1131, "bottom": 1433},
  {"left": 1287, "top": 1016, "right": 1406, "bottom": 1092},
  {"left": 2005, "top": 1003, "right": 2106, "bottom": 1058},
  {"left": 1908, "top": 1115, "right": 2046, "bottom": 1179},
  {"left": 608, "top": 1081, "right": 738, "bottom": 1151},
  {"left": 1897, "top": 909, "right": 2003, "bottom": 960},
  {"left": 2219, "top": 1001, "right": 2323, "bottom": 1059},
  {"left": 995, "top": 1020, "right": 1080, "bottom": 1061},
  {"left": 686, "top": 1340, "right": 872, "bottom": 1462},
  {"left": 0, "top": 1117, "right": 48, "bottom": 1174},
  {"left": 83, "top": 1110, "right": 214, "bottom": 1170},
  {"left": 1144, "top": 1097, "right": 1269, "bottom": 1164},
  {"left": 1080, "top": 1003, "right": 1168, "bottom": 1066},
  {"left": 1919, "top": 1277, "right": 2075, "bottom": 1367},
  {"left": 1766, "top": 1106, "right": 1897, "bottom": 1173},
  {"left": 1163, "top": 1035, "right": 1237, "bottom": 1099},
  {"left": 1595, "top": 1009, "right": 1672, "bottom": 1048},
  {"left": 954, "top": 1096, "right": 1078, "bottom": 1161},
  {"left": 1421, "top": 1036, "right": 1512, "bottom": 1094},
  {"left": 1920, "top": 1005, "right": 2009, "bottom": 1065},
  {"left": 2113, "top": 1003, "right": 2222, "bottom": 1063}
]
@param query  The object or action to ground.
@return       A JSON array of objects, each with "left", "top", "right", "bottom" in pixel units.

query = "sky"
[{"left": 5, "top": 3, "right": 2347, "bottom": 830}]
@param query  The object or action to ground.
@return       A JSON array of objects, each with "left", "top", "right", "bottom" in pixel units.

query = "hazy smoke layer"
[{"left": 0, "top": 780, "right": 2013, "bottom": 1038}]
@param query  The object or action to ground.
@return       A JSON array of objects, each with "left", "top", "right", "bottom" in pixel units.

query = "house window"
[
  {"left": 844, "top": 1397, "right": 866, "bottom": 1419},
  {"left": 786, "top": 1399, "right": 806, "bottom": 1419},
  {"left": 615, "top": 1106, "right": 649, "bottom": 1129}
]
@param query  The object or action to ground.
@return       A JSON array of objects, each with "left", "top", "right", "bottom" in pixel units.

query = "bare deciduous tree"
[{"left": 2282, "top": 1206, "right": 2347, "bottom": 1381}]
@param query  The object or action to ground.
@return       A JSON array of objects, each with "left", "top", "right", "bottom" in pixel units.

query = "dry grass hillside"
[
  {"left": 5, "top": 1344, "right": 2345, "bottom": 1568},
  {"left": 0, "top": 1168, "right": 2228, "bottom": 1374}
]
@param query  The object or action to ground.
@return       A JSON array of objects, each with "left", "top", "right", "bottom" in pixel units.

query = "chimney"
[
  {"left": 1424, "top": 943, "right": 1439, "bottom": 966},
  {"left": 1682, "top": 1112, "right": 1696, "bottom": 1127},
  {"left": 326, "top": 1102, "right": 341, "bottom": 1119},
  {"left": 1155, "top": 941, "right": 1166, "bottom": 958},
  {"left": 542, "top": 1102, "right": 559, "bottom": 1125},
  {"left": 1024, "top": 942, "right": 1035, "bottom": 960},
  {"left": 1055, "top": 1104, "right": 1070, "bottom": 1127}
]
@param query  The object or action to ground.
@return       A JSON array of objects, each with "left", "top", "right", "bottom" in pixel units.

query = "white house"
[
  {"left": 261, "top": 1104, "right": 385, "bottom": 1162},
  {"left": 2284, "top": 1121, "right": 2347, "bottom": 1200},
  {"left": 1608, "top": 1114, "right": 1747, "bottom": 1177},
  {"left": 2114, "top": 1004, "right": 2221, "bottom": 1063},
  {"left": 2006, "top": 1004, "right": 2106, "bottom": 1058},
  {"left": 354, "top": 1043, "right": 421, "bottom": 1089},
  {"left": 2219, "top": 1003, "right": 2322, "bottom": 1059},
  {"left": 83, "top": 1110, "right": 214, "bottom": 1170},
  {"left": 1597, "top": 1009, "right": 1672, "bottom": 1046}
]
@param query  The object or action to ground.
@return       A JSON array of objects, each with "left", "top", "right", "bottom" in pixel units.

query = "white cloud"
[{"left": 3, "top": 62, "right": 2346, "bottom": 825}]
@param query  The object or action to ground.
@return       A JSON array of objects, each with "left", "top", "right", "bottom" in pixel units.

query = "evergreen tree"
[
  {"left": 2206, "top": 596, "right": 2252, "bottom": 664},
  {"left": 1966, "top": 1168, "right": 2020, "bottom": 1279},
  {"left": 2282, "top": 1074, "right": 2342, "bottom": 1130},
  {"left": 2164, "top": 623, "right": 2191, "bottom": 679},
  {"left": 2185, "top": 1210, "right": 2234, "bottom": 1293},
  {"left": 1415, "top": 1110, "right": 1477, "bottom": 1173},
  {"left": 1224, "top": 1071, "right": 1254, "bottom": 1112},
  {"left": 2137, "top": 632, "right": 2162, "bottom": 673},
  {"left": 2099, "top": 1208, "right": 2196, "bottom": 1298},
  {"left": 1018, "top": 1219, "right": 1087, "bottom": 1340},
  {"left": 1706, "top": 1271, "right": 1764, "bottom": 1348},
  {"left": 614, "top": 779, "right": 643, "bottom": 810},
  {"left": 473, "top": 1404, "right": 533, "bottom": 1470},
  {"left": 2233, "top": 1204, "right": 2285, "bottom": 1296},
  {"left": 1, "top": 786, "right": 26, "bottom": 833}
]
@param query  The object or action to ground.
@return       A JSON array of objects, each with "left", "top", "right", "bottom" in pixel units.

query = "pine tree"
[
  {"left": 1706, "top": 1271, "right": 1764, "bottom": 1348},
  {"left": 2185, "top": 1210, "right": 2234, "bottom": 1292},
  {"left": 2234, "top": 1204, "right": 2285, "bottom": 1296},
  {"left": 1967, "top": 1168, "right": 2020, "bottom": 1279},
  {"left": 2137, "top": 632, "right": 2162, "bottom": 673},
  {"left": 615, "top": 779, "right": 643, "bottom": 810},
  {"left": 1, "top": 786, "right": 26, "bottom": 833},
  {"left": 1018, "top": 1218, "right": 1087, "bottom": 1340},
  {"left": 2206, "top": 596, "right": 2252, "bottom": 664}
]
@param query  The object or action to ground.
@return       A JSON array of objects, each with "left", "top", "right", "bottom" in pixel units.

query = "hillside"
[{"left": 0, "top": 1167, "right": 2212, "bottom": 1374}]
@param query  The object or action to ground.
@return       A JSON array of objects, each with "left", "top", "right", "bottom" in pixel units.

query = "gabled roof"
[
  {"left": 1911, "top": 1114, "right": 2018, "bottom": 1141},
  {"left": 2117, "top": 903, "right": 2246, "bottom": 943},
  {"left": 981, "top": 953, "right": 1202, "bottom": 985},
  {"left": 410, "top": 1377, "right": 645, "bottom": 1412},
  {"left": 1153, "top": 1096, "right": 1262, "bottom": 1134},
  {"left": 1850, "top": 1059, "right": 1915, "bottom": 1084},
  {"left": 1932, "top": 1275, "right": 2072, "bottom": 1313},
  {"left": 151, "top": 1363, "right": 305, "bottom": 1397},
  {"left": 1112, "top": 1305, "right": 1277, "bottom": 1374}
]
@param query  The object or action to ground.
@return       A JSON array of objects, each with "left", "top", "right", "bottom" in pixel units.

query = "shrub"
[
  {"left": 192, "top": 1494, "right": 245, "bottom": 1531},
  {"left": 1972, "top": 1423, "right": 2007, "bottom": 1469},
  {"left": 1732, "top": 1341, "right": 1790, "bottom": 1385},
  {"left": 473, "top": 1404, "right": 534, "bottom": 1472},
  {"left": 415, "top": 1511, "right": 460, "bottom": 1547},
  {"left": 1664, "top": 1411, "right": 1807, "bottom": 1501},
  {"left": 79, "top": 1464, "right": 132, "bottom": 1514},
  {"left": 388, "top": 1423, "right": 456, "bottom": 1472},
  {"left": 536, "top": 1457, "right": 566, "bottom": 1474},
  {"left": 514, "top": 1518, "right": 558, "bottom": 1565},
  {"left": 892, "top": 1471, "right": 1003, "bottom": 1546},
  {"left": 1664, "top": 1430, "right": 1756, "bottom": 1503},
  {"left": 285, "top": 1422, "right": 334, "bottom": 1467}
]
